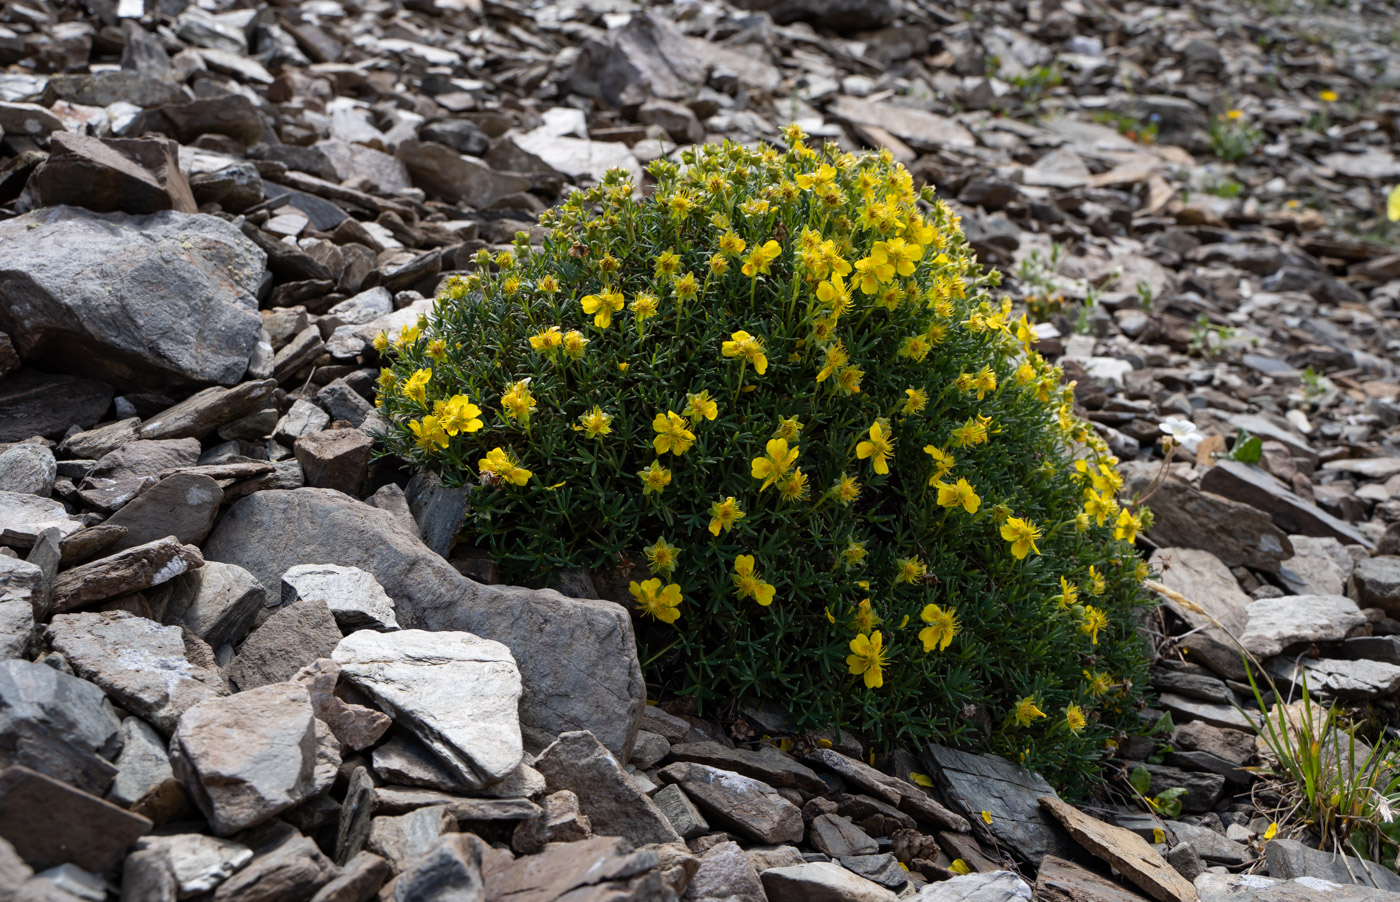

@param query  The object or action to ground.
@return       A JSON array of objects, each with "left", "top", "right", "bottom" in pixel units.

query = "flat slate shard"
[
  {"left": 0, "top": 765, "right": 151, "bottom": 873},
  {"left": 922, "top": 744, "right": 1077, "bottom": 865},
  {"left": 1039, "top": 796, "right": 1196, "bottom": 902},
  {"left": 1036, "top": 854, "right": 1152, "bottom": 902},
  {"left": 49, "top": 537, "right": 205, "bottom": 613}
]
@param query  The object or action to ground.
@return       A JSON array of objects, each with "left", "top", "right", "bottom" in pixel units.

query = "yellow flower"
[
  {"left": 751, "top": 438, "right": 799, "bottom": 491},
  {"left": 630, "top": 578, "right": 682, "bottom": 624},
  {"left": 842, "top": 541, "right": 867, "bottom": 568},
  {"left": 740, "top": 240, "right": 782, "bottom": 278},
  {"left": 528, "top": 326, "right": 562, "bottom": 352},
  {"left": 638, "top": 461, "right": 672, "bottom": 496},
  {"left": 733, "top": 555, "right": 776, "bottom": 606},
  {"left": 644, "top": 538, "right": 680, "bottom": 575},
  {"left": 538, "top": 274, "right": 560, "bottom": 294},
  {"left": 852, "top": 250, "right": 894, "bottom": 294},
  {"left": 936, "top": 478, "right": 980, "bottom": 514},
  {"left": 834, "top": 473, "right": 861, "bottom": 505},
  {"left": 722, "top": 330, "right": 768, "bottom": 374},
  {"left": 1084, "top": 669, "right": 1114, "bottom": 697},
  {"left": 969, "top": 366, "right": 997, "bottom": 400},
  {"left": 1389, "top": 185, "right": 1400, "bottom": 222},
  {"left": 685, "top": 391, "right": 718, "bottom": 422},
  {"left": 903, "top": 388, "right": 928, "bottom": 415},
  {"left": 1319, "top": 89, "right": 1338, "bottom": 103},
  {"left": 1081, "top": 605, "right": 1108, "bottom": 644},
  {"left": 709, "top": 253, "right": 730, "bottom": 276},
  {"left": 898, "top": 335, "right": 930, "bottom": 362},
  {"left": 631, "top": 293, "right": 659, "bottom": 322},
  {"left": 501, "top": 380, "right": 537, "bottom": 425},
  {"left": 1087, "top": 565, "right": 1106, "bottom": 596},
  {"left": 1225, "top": 109, "right": 1243, "bottom": 120},
  {"left": 718, "top": 232, "right": 746, "bottom": 257},
  {"left": 923, "top": 445, "right": 954, "bottom": 483},
  {"left": 816, "top": 343, "right": 848, "bottom": 383},
  {"left": 652, "top": 411, "right": 695, "bottom": 456},
  {"left": 896, "top": 557, "right": 926, "bottom": 584},
  {"left": 777, "top": 468, "right": 809, "bottom": 502},
  {"left": 575, "top": 406, "right": 613, "bottom": 439},
  {"left": 708, "top": 497, "right": 745, "bottom": 536},
  {"left": 950, "top": 417, "right": 990, "bottom": 448},
  {"left": 377, "top": 369, "right": 397, "bottom": 394},
  {"left": 654, "top": 250, "right": 682, "bottom": 278},
  {"left": 373, "top": 331, "right": 389, "bottom": 352},
  {"left": 409, "top": 416, "right": 449, "bottom": 451},
  {"left": 561, "top": 330, "right": 589, "bottom": 359},
  {"left": 478, "top": 447, "right": 531, "bottom": 486},
  {"left": 437, "top": 395, "right": 484, "bottom": 435},
  {"left": 1083, "top": 489, "right": 1118, "bottom": 527},
  {"left": 397, "top": 323, "right": 421, "bottom": 345},
  {"left": 773, "top": 416, "right": 804, "bottom": 441},
  {"left": 1014, "top": 696, "right": 1046, "bottom": 727},
  {"left": 673, "top": 272, "right": 699, "bottom": 302},
  {"left": 1065, "top": 704, "right": 1087, "bottom": 733},
  {"left": 1000, "top": 517, "right": 1041, "bottom": 560},
  {"left": 501, "top": 276, "right": 520, "bottom": 295},
  {"left": 580, "top": 288, "right": 625, "bottom": 329},
  {"left": 875, "top": 237, "right": 923, "bottom": 277},
  {"left": 1051, "top": 576, "right": 1079, "bottom": 611},
  {"left": 950, "top": 860, "right": 971, "bottom": 876},
  {"left": 403, "top": 368, "right": 431, "bottom": 405},
  {"left": 835, "top": 366, "right": 863, "bottom": 395},
  {"left": 1114, "top": 508, "right": 1143, "bottom": 544},
  {"left": 851, "top": 597, "right": 880, "bottom": 634},
  {"left": 846, "top": 631, "right": 886, "bottom": 689},
  {"left": 815, "top": 273, "right": 852, "bottom": 313},
  {"left": 919, "top": 604, "right": 959, "bottom": 653},
  {"left": 856, "top": 421, "right": 894, "bottom": 475},
  {"left": 426, "top": 338, "right": 447, "bottom": 361}
]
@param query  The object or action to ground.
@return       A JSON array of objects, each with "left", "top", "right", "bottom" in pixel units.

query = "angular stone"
[
  {"left": 1267, "top": 656, "right": 1400, "bottom": 701},
  {"left": 107, "top": 717, "right": 186, "bottom": 823},
  {"left": 203, "top": 489, "right": 645, "bottom": 761},
  {"left": 0, "top": 207, "right": 264, "bottom": 391},
  {"left": 760, "top": 861, "right": 898, "bottom": 902},
  {"left": 333, "top": 629, "right": 522, "bottom": 788},
  {"left": 0, "top": 766, "right": 150, "bottom": 873},
  {"left": 133, "top": 834, "right": 253, "bottom": 897},
  {"left": 210, "top": 828, "right": 336, "bottom": 902},
  {"left": 138, "top": 380, "right": 278, "bottom": 441},
  {"left": 1194, "top": 872, "right": 1400, "bottom": 901},
  {"left": 511, "top": 790, "right": 592, "bottom": 854},
  {"left": 315, "top": 380, "right": 374, "bottom": 428},
  {"left": 227, "top": 598, "right": 342, "bottom": 691},
  {"left": 34, "top": 133, "right": 195, "bottom": 215},
  {"left": 170, "top": 682, "right": 330, "bottom": 836},
  {"left": 653, "top": 783, "right": 708, "bottom": 841},
  {"left": 0, "top": 369, "right": 113, "bottom": 443},
  {"left": 1036, "top": 854, "right": 1151, "bottom": 902},
  {"left": 811, "top": 814, "right": 879, "bottom": 858},
  {"left": 383, "top": 835, "right": 483, "bottom": 902},
  {"left": 1132, "top": 478, "right": 1292, "bottom": 571},
  {"left": 368, "top": 805, "right": 457, "bottom": 872},
  {"left": 105, "top": 474, "right": 222, "bottom": 551},
  {"left": 683, "top": 840, "right": 764, "bottom": 902},
  {"left": 396, "top": 140, "right": 531, "bottom": 208},
  {"left": 371, "top": 788, "right": 540, "bottom": 823},
  {"left": 1239, "top": 595, "right": 1365, "bottom": 658},
  {"left": 1141, "top": 765, "right": 1225, "bottom": 814},
  {"left": 670, "top": 741, "right": 826, "bottom": 794},
  {"left": 1165, "top": 822, "right": 1249, "bottom": 866},
  {"left": 0, "top": 445, "right": 56, "bottom": 496},
  {"left": 403, "top": 472, "right": 469, "bottom": 559},
  {"left": 657, "top": 762, "right": 802, "bottom": 845},
  {"left": 282, "top": 564, "right": 398, "bottom": 632},
  {"left": 273, "top": 400, "right": 330, "bottom": 446},
  {"left": 1149, "top": 547, "right": 1253, "bottom": 679},
  {"left": 0, "top": 492, "right": 81, "bottom": 549},
  {"left": 47, "top": 611, "right": 226, "bottom": 733},
  {"left": 1352, "top": 557, "right": 1400, "bottom": 617},
  {"left": 292, "top": 659, "right": 390, "bottom": 752},
  {"left": 1278, "top": 536, "right": 1353, "bottom": 597},
  {"left": 294, "top": 429, "right": 371, "bottom": 497},
  {"left": 0, "top": 660, "right": 120, "bottom": 796},
  {"left": 50, "top": 538, "right": 204, "bottom": 613},
  {"left": 536, "top": 730, "right": 682, "bottom": 846},
  {"left": 1200, "top": 461, "right": 1373, "bottom": 549},
  {"left": 310, "top": 851, "right": 390, "bottom": 902},
  {"left": 828, "top": 95, "right": 976, "bottom": 151},
  {"left": 156, "top": 561, "right": 265, "bottom": 650},
  {"left": 918, "top": 870, "right": 1035, "bottom": 901},
  {"left": 1266, "top": 837, "right": 1400, "bottom": 891},
  {"left": 480, "top": 836, "right": 663, "bottom": 902},
  {"left": 1040, "top": 797, "right": 1194, "bottom": 902}
]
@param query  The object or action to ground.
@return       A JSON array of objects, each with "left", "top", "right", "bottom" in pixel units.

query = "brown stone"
[
  {"left": 1039, "top": 797, "right": 1196, "bottom": 902},
  {"left": 34, "top": 133, "right": 196, "bottom": 215},
  {"left": 295, "top": 429, "right": 372, "bottom": 497},
  {"left": 50, "top": 537, "right": 204, "bottom": 613},
  {"left": 0, "top": 765, "right": 151, "bottom": 873},
  {"left": 1036, "top": 854, "right": 1152, "bottom": 902}
]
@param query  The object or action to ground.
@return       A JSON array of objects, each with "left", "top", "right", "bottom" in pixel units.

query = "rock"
[
  {"left": 133, "top": 834, "right": 253, "bottom": 897},
  {"left": 760, "top": 861, "right": 898, "bottom": 902},
  {"left": 811, "top": 813, "right": 879, "bottom": 858},
  {"left": 47, "top": 611, "right": 226, "bottom": 733},
  {"left": 570, "top": 14, "right": 708, "bottom": 108},
  {"left": 0, "top": 560, "right": 35, "bottom": 660},
  {"left": 294, "top": 429, "right": 372, "bottom": 497},
  {"left": 657, "top": 762, "right": 802, "bottom": 845},
  {"left": 638, "top": 99, "right": 704, "bottom": 144},
  {"left": 1267, "top": 656, "right": 1400, "bottom": 700},
  {"left": 1194, "top": 871, "right": 1399, "bottom": 901},
  {"left": 1173, "top": 722, "right": 1254, "bottom": 767},
  {"left": 1130, "top": 477, "right": 1292, "bottom": 571},
  {"left": 511, "top": 790, "right": 592, "bottom": 854},
  {"left": 1148, "top": 547, "right": 1253, "bottom": 679},
  {"left": 0, "top": 446, "right": 56, "bottom": 496},
  {"left": 274, "top": 400, "right": 331, "bottom": 446},
  {"left": 1157, "top": 694, "right": 1256, "bottom": 732},
  {"left": 0, "top": 370, "right": 112, "bottom": 442},
  {"left": 1166, "top": 822, "right": 1249, "bottom": 866},
  {"left": 227, "top": 597, "right": 343, "bottom": 691},
  {"left": 383, "top": 835, "right": 483, "bottom": 902},
  {"left": 480, "top": 836, "right": 667, "bottom": 902},
  {"left": 368, "top": 805, "right": 458, "bottom": 872},
  {"left": 1035, "top": 855, "right": 1150, "bottom": 902},
  {"left": 403, "top": 472, "right": 468, "bottom": 559},
  {"left": 291, "top": 659, "right": 391, "bottom": 752},
  {"left": 669, "top": 741, "right": 826, "bottom": 794},
  {"left": 282, "top": 564, "right": 398, "bottom": 631},
  {"left": 396, "top": 141, "right": 531, "bottom": 208},
  {"left": 682, "top": 840, "right": 764, "bottom": 902},
  {"left": 50, "top": 538, "right": 204, "bottom": 613},
  {"left": 1351, "top": 557, "right": 1400, "bottom": 617},
  {"left": 492, "top": 128, "right": 642, "bottom": 186},
  {"left": 203, "top": 489, "right": 645, "bottom": 761},
  {"left": 1039, "top": 797, "right": 1195, "bottom": 902},
  {"left": 156, "top": 562, "right": 265, "bottom": 650},
  {"left": 1278, "top": 537, "right": 1353, "bottom": 597},
  {"left": 730, "top": 0, "right": 895, "bottom": 28},
  {"left": 309, "top": 851, "right": 390, "bottom": 902},
  {"left": 371, "top": 788, "right": 540, "bottom": 823},
  {"left": 210, "top": 828, "right": 336, "bottom": 902},
  {"left": 1200, "top": 461, "right": 1372, "bottom": 549},
  {"left": 33, "top": 133, "right": 195, "bottom": 215},
  {"left": 106, "top": 717, "right": 186, "bottom": 823},
  {"left": 827, "top": 96, "right": 976, "bottom": 152},
  {"left": 1239, "top": 595, "right": 1365, "bottom": 658},
  {"left": 372, "top": 732, "right": 522, "bottom": 794},
  {"left": 1266, "top": 837, "right": 1400, "bottom": 891},
  {"left": 535, "top": 731, "right": 682, "bottom": 846},
  {"left": 652, "top": 784, "right": 709, "bottom": 841},
  {"left": 105, "top": 474, "right": 223, "bottom": 551},
  {"left": 333, "top": 629, "right": 522, "bottom": 789},
  {"left": 0, "top": 765, "right": 151, "bottom": 874},
  {"left": 0, "top": 207, "right": 264, "bottom": 391},
  {"left": 315, "top": 380, "right": 374, "bottom": 428},
  {"left": 0, "top": 660, "right": 120, "bottom": 797},
  {"left": 1140, "top": 765, "right": 1224, "bottom": 814},
  {"left": 0, "top": 493, "right": 81, "bottom": 549},
  {"left": 138, "top": 380, "right": 278, "bottom": 441},
  {"left": 170, "top": 682, "right": 331, "bottom": 836}
]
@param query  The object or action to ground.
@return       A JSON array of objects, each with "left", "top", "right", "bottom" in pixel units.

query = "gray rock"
[
  {"left": 47, "top": 611, "right": 227, "bottom": 734},
  {"left": 50, "top": 537, "right": 204, "bottom": 613},
  {"left": 334, "top": 766, "right": 375, "bottom": 867},
  {"left": 1278, "top": 537, "right": 1354, "bottom": 597},
  {"left": 1266, "top": 838, "right": 1400, "bottom": 891},
  {"left": 0, "top": 446, "right": 56, "bottom": 497},
  {"left": 0, "top": 557, "right": 39, "bottom": 658},
  {"left": 133, "top": 834, "right": 253, "bottom": 897},
  {"left": 1200, "top": 461, "right": 1372, "bottom": 550},
  {"left": 105, "top": 474, "right": 222, "bottom": 552},
  {"left": 315, "top": 380, "right": 374, "bottom": 429},
  {"left": 155, "top": 562, "right": 265, "bottom": 650},
  {"left": 1239, "top": 595, "right": 1365, "bottom": 658},
  {"left": 681, "top": 840, "right": 764, "bottom": 902},
  {"left": 1351, "top": 557, "right": 1400, "bottom": 617},
  {"left": 226, "top": 597, "right": 343, "bottom": 691},
  {"left": 310, "top": 851, "right": 390, "bottom": 902},
  {"left": 481, "top": 835, "right": 665, "bottom": 901},
  {"left": 319, "top": 288, "right": 393, "bottom": 334},
  {"left": 760, "top": 861, "right": 899, "bottom": 902},
  {"left": 1194, "top": 871, "right": 1400, "bottom": 901},
  {"left": 170, "top": 682, "right": 332, "bottom": 836},
  {"left": 1142, "top": 764, "right": 1225, "bottom": 814},
  {"left": 403, "top": 472, "right": 469, "bottom": 559},
  {"left": 729, "top": 0, "right": 895, "bottom": 29},
  {"left": 535, "top": 730, "right": 682, "bottom": 846},
  {"left": 839, "top": 854, "right": 906, "bottom": 891},
  {"left": 396, "top": 141, "right": 531, "bottom": 208},
  {"left": 629, "top": 730, "right": 670, "bottom": 770},
  {"left": 570, "top": 14, "right": 707, "bottom": 108},
  {"left": 827, "top": 95, "right": 976, "bottom": 152},
  {"left": 282, "top": 564, "right": 398, "bottom": 631},
  {"left": 914, "top": 870, "right": 1033, "bottom": 901},
  {"left": 367, "top": 805, "right": 457, "bottom": 872},
  {"left": 138, "top": 381, "right": 278, "bottom": 442},
  {"left": 0, "top": 660, "right": 121, "bottom": 796},
  {"left": 384, "top": 835, "right": 483, "bottom": 902},
  {"left": 0, "top": 207, "right": 264, "bottom": 391},
  {"left": 657, "top": 762, "right": 802, "bottom": 845},
  {"left": 0, "top": 493, "right": 81, "bottom": 549},
  {"left": 0, "top": 766, "right": 151, "bottom": 874},
  {"left": 511, "top": 790, "right": 592, "bottom": 854},
  {"left": 669, "top": 741, "right": 826, "bottom": 794},
  {"left": 210, "top": 828, "right": 336, "bottom": 902},
  {"left": 202, "top": 489, "right": 645, "bottom": 761},
  {"left": 1167, "top": 821, "right": 1249, "bottom": 865},
  {"left": 371, "top": 733, "right": 541, "bottom": 796},
  {"left": 273, "top": 400, "right": 331, "bottom": 446},
  {"left": 1267, "top": 656, "right": 1400, "bottom": 701},
  {"left": 0, "top": 370, "right": 113, "bottom": 444},
  {"left": 1128, "top": 474, "right": 1292, "bottom": 572},
  {"left": 119, "top": 848, "right": 177, "bottom": 902},
  {"left": 1148, "top": 547, "right": 1253, "bottom": 679},
  {"left": 811, "top": 814, "right": 878, "bottom": 858},
  {"left": 333, "top": 629, "right": 522, "bottom": 789},
  {"left": 371, "top": 788, "right": 540, "bottom": 823},
  {"left": 294, "top": 429, "right": 372, "bottom": 497},
  {"left": 292, "top": 659, "right": 391, "bottom": 753},
  {"left": 106, "top": 717, "right": 185, "bottom": 824}
]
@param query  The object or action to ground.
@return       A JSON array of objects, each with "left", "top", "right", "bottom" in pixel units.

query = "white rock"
[
  {"left": 915, "top": 870, "right": 1033, "bottom": 901},
  {"left": 1239, "top": 595, "right": 1365, "bottom": 659},
  {"left": 282, "top": 563, "right": 399, "bottom": 631},
  {"left": 134, "top": 834, "right": 253, "bottom": 896},
  {"left": 760, "top": 861, "right": 898, "bottom": 902}
]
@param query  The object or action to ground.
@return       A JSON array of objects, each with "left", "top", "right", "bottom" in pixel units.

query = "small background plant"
[{"left": 376, "top": 131, "right": 1155, "bottom": 792}]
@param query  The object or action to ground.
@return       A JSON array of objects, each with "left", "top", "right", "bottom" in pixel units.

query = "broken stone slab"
[
  {"left": 0, "top": 765, "right": 151, "bottom": 874},
  {"left": 1040, "top": 797, "right": 1195, "bottom": 902},
  {"left": 827, "top": 95, "right": 976, "bottom": 152},
  {"left": 0, "top": 658, "right": 121, "bottom": 798},
  {"left": 372, "top": 732, "right": 543, "bottom": 795},
  {"left": 226, "top": 596, "right": 342, "bottom": 691},
  {"left": 283, "top": 564, "right": 398, "bottom": 632},
  {"left": 0, "top": 445, "right": 56, "bottom": 496},
  {"left": 34, "top": 132, "right": 195, "bottom": 215},
  {"left": 657, "top": 761, "right": 803, "bottom": 845},
  {"left": 47, "top": 611, "right": 227, "bottom": 733},
  {"left": 480, "top": 835, "right": 667, "bottom": 902},
  {"left": 652, "top": 783, "right": 708, "bottom": 842},
  {"left": 367, "top": 804, "right": 458, "bottom": 872},
  {"left": 371, "top": 788, "right": 541, "bottom": 823},
  {"left": 1239, "top": 595, "right": 1365, "bottom": 658},
  {"left": 292, "top": 659, "right": 390, "bottom": 752},
  {"left": 294, "top": 429, "right": 371, "bottom": 497},
  {"left": 403, "top": 471, "right": 469, "bottom": 559},
  {"left": 381, "top": 834, "right": 483, "bottom": 902},
  {"left": 50, "top": 537, "right": 204, "bottom": 613},
  {"left": 1266, "top": 837, "right": 1400, "bottom": 892},
  {"left": 1035, "top": 854, "right": 1151, "bottom": 902},
  {"left": 138, "top": 380, "right": 278, "bottom": 441},
  {"left": 1166, "top": 821, "right": 1249, "bottom": 866},
  {"left": 1351, "top": 557, "right": 1400, "bottom": 618},
  {"left": 170, "top": 682, "right": 332, "bottom": 836},
  {"left": 396, "top": 140, "right": 531, "bottom": 208},
  {"left": 1200, "top": 461, "right": 1373, "bottom": 549},
  {"left": 668, "top": 741, "right": 826, "bottom": 795},
  {"left": 0, "top": 492, "right": 82, "bottom": 549},
  {"left": 309, "top": 851, "right": 390, "bottom": 902},
  {"left": 759, "top": 861, "right": 898, "bottom": 902},
  {"left": 203, "top": 488, "right": 645, "bottom": 762},
  {"left": 334, "top": 629, "right": 522, "bottom": 789},
  {"left": 682, "top": 839, "right": 764, "bottom": 902},
  {"left": 0, "top": 369, "right": 113, "bottom": 443},
  {"left": 1279, "top": 536, "right": 1354, "bottom": 597},
  {"left": 0, "top": 558, "right": 37, "bottom": 660},
  {"left": 1124, "top": 470, "right": 1292, "bottom": 572},
  {"left": 209, "top": 824, "right": 337, "bottom": 902},
  {"left": 105, "top": 473, "right": 223, "bottom": 551},
  {"left": 569, "top": 13, "right": 708, "bottom": 108},
  {"left": 153, "top": 561, "right": 265, "bottom": 651},
  {"left": 535, "top": 730, "right": 680, "bottom": 846},
  {"left": 106, "top": 716, "right": 186, "bottom": 824},
  {"left": 511, "top": 789, "right": 592, "bottom": 854},
  {"left": 1266, "top": 656, "right": 1400, "bottom": 701},
  {"left": 811, "top": 813, "right": 879, "bottom": 858},
  {"left": 0, "top": 207, "right": 264, "bottom": 392},
  {"left": 1194, "top": 872, "right": 1399, "bottom": 902},
  {"left": 132, "top": 834, "right": 253, "bottom": 898},
  {"left": 1148, "top": 547, "right": 1252, "bottom": 680}
]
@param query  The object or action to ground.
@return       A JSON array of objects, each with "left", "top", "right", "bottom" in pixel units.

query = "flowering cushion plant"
[{"left": 377, "top": 129, "right": 1154, "bottom": 791}]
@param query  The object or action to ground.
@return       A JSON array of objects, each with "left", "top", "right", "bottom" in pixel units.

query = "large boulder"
[
  {"left": 203, "top": 488, "right": 646, "bottom": 761},
  {"left": 0, "top": 206, "right": 264, "bottom": 391}
]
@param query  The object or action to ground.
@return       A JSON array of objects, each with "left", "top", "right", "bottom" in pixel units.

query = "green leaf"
[
  {"left": 1231, "top": 430, "right": 1262, "bottom": 464},
  {"left": 1130, "top": 765, "right": 1152, "bottom": 797}
]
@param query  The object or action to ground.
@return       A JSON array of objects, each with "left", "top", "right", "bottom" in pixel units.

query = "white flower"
[{"left": 1159, "top": 417, "right": 1205, "bottom": 451}]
